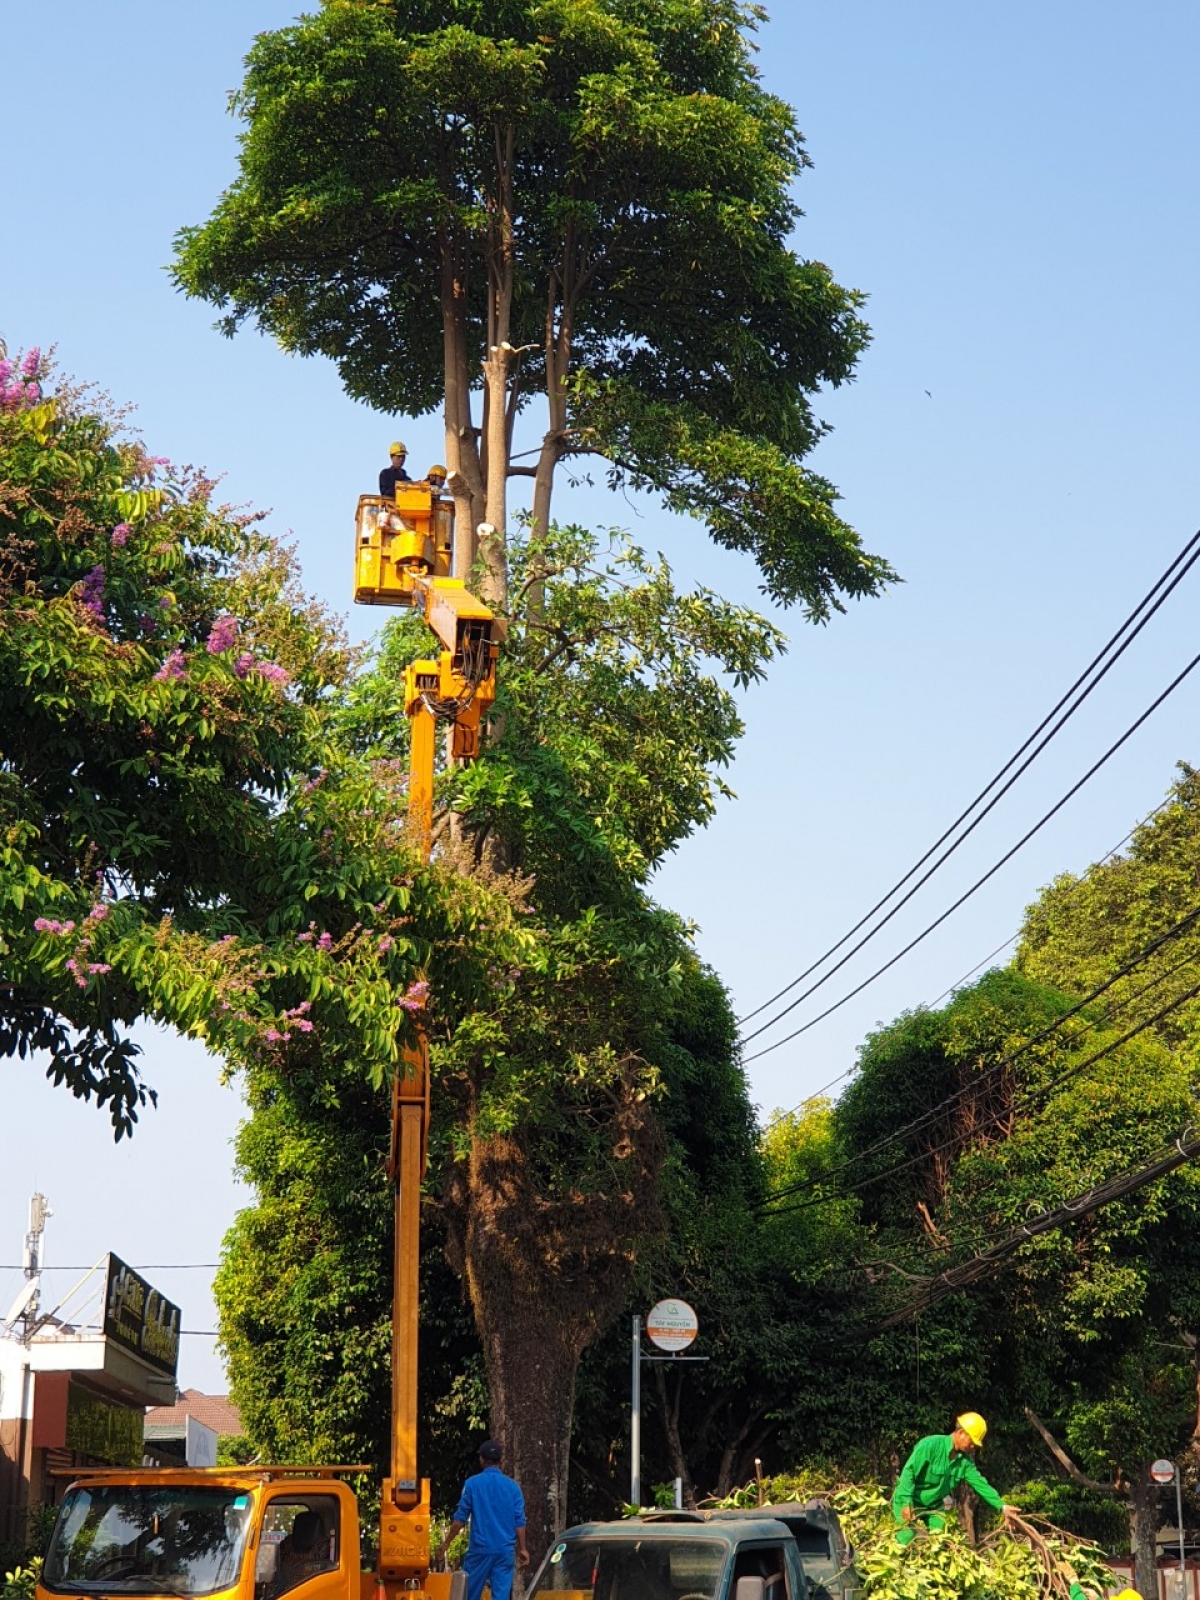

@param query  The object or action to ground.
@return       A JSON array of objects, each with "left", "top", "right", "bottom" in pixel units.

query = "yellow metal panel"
[{"left": 378, "top": 1479, "right": 431, "bottom": 1581}]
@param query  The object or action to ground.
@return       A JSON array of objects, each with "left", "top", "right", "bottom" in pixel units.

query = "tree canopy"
[{"left": 173, "top": 0, "right": 895, "bottom": 614}]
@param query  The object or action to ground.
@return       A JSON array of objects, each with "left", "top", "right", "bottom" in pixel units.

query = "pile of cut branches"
[
  {"left": 711, "top": 1476, "right": 1113, "bottom": 1600},
  {"left": 834, "top": 1488, "right": 1111, "bottom": 1600}
]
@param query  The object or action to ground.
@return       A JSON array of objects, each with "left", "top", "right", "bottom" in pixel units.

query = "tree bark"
[
  {"left": 1129, "top": 1469, "right": 1159, "bottom": 1600},
  {"left": 653, "top": 1365, "right": 697, "bottom": 1509},
  {"left": 440, "top": 233, "right": 484, "bottom": 578},
  {"left": 442, "top": 1100, "right": 664, "bottom": 1558}
]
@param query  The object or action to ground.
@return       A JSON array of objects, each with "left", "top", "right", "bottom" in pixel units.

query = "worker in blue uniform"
[{"left": 439, "top": 1440, "right": 529, "bottom": 1600}]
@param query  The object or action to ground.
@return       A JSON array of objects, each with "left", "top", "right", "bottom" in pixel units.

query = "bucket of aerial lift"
[{"left": 354, "top": 488, "right": 453, "bottom": 606}]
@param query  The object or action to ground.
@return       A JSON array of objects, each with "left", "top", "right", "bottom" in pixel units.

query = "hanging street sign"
[
  {"left": 1150, "top": 1459, "right": 1176, "bottom": 1484},
  {"left": 646, "top": 1298, "right": 699, "bottom": 1353}
]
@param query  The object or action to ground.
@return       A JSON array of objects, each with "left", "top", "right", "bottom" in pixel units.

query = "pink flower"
[
  {"left": 253, "top": 660, "right": 291, "bottom": 687},
  {"left": 110, "top": 523, "right": 131, "bottom": 548},
  {"left": 206, "top": 615, "right": 239, "bottom": 654},
  {"left": 34, "top": 917, "right": 75, "bottom": 935},
  {"left": 233, "top": 652, "right": 255, "bottom": 678},
  {"left": 88, "top": 962, "right": 111, "bottom": 976},
  {"left": 20, "top": 347, "right": 41, "bottom": 378},
  {"left": 78, "top": 565, "right": 106, "bottom": 621},
  {"left": 399, "top": 979, "right": 430, "bottom": 1013},
  {"left": 378, "top": 935, "right": 394, "bottom": 954},
  {"left": 317, "top": 931, "right": 333, "bottom": 952},
  {"left": 88, "top": 903, "right": 109, "bottom": 922},
  {"left": 154, "top": 649, "right": 187, "bottom": 683}
]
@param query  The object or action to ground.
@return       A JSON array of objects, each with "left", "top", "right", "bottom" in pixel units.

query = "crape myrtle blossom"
[
  {"left": 399, "top": 979, "right": 429, "bottom": 1013},
  {"left": 78, "top": 565, "right": 106, "bottom": 621},
  {"left": 0, "top": 347, "right": 43, "bottom": 411},
  {"left": 154, "top": 649, "right": 187, "bottom": 682},
  {"left": 206, "top": 614, "right": 239, "bottom": 653}
]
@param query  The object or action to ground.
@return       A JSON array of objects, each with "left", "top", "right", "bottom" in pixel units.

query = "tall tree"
[{"left": 173, "top": 0, "right": 894, "bottom": 614}]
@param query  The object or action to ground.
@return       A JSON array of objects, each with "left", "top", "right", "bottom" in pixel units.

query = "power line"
[
  {"left": 764, "top": 971, "right": 1200, "bottom": 1217},
  {"left": 743, "top": 638, "right": 1200, "bottom": 1064},
  {"left": 761, "top": 898, "right": 1200, "bottom": 1205},
  {"left": 872, "top": 1125, "right": 1200, "bottom": 1330},
  {"left": 755, "top": 795, "right": 1174, "bottom": 1128},
  {"left": 0, "top": 1264, "right": 220, "bottom": 1272},
  {"left": 738, "top": 525, "right": 1200, "bottom": 1040}
]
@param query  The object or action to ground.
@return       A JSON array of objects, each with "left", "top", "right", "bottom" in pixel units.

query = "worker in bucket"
[
  {"left": 379, "top": 441, "right": 411, "bottom": 497},
  {"left": 893, "top": 1412, "right": 1018, "bottom": 1544}
]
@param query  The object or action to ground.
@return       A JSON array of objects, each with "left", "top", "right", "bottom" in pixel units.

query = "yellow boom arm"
[{"left": 353, "top": 489, "right": 502, "bottom": 1587}]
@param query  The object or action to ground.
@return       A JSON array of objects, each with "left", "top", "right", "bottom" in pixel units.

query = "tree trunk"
[
  {"left": 482, "top": 1306, "right": 582, "bottom": 1558},
  {"left": 442, "top": 1105, "right": 664, "bottom": 1559},
  {"left": 653, "top": 1365, "right": 697, "bottom": 1509},
  {"left": 440, "top": 237, "right": 484, "bottom": 578},
  {"left": 1129, "top": 1468, "right": 1159, "bottom": 1600}
]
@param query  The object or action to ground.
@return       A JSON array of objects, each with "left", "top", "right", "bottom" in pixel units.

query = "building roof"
[{"left": 144, "top": 1388, "right": 242, "bottom": 1437}]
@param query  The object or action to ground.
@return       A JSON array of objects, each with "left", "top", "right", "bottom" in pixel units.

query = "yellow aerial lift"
[{"left": 35, "top": 479, "right": 502, "bottom": 1600}]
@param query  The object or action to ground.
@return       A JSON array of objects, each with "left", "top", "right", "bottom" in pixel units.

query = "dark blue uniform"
[{"left": 454, "top": 1465, "right": 526, "bottom": 1600}]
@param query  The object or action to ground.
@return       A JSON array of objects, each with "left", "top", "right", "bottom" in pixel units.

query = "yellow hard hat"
[
  {"left": 1111, "top": 1591, "right": 1141, "bottom": 1600},
  {"left": 427, "top": 464, "right": 448, "bottom": 479},
  {"left": 955, "top": 1412, "right": 987, "bottom": 1448},
  {"left": 389, "top": 441, "right": 408, "bottom": 456}
]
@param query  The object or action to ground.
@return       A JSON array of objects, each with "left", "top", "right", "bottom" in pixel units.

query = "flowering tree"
[{"left": 0, "top": 345, "right": 517, "bottom": 1133}]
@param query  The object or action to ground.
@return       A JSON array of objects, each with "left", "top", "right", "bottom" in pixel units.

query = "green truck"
[{"left": 527, "top": 1504, "right": 861, "bottom": 1600}]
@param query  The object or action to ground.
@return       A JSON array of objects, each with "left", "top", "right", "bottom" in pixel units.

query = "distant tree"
[
  {"left": 1018, "top": 762, "right": 1200, "bottom": 1048},
  {"left": 831, "top": 967, "right": 1200, "bottom": 1591},
  {"left": 173, "top": 0, "right": 894, "bottom": 616}
]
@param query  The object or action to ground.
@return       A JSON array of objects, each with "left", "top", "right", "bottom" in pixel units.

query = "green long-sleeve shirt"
[{"left": 892, "top": 1433, "right": 1005, "bottom": 1516}]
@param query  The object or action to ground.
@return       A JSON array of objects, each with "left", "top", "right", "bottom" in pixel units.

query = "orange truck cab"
[{"left": 36, "top": 1468, "right": 462, "bottom": 1600}]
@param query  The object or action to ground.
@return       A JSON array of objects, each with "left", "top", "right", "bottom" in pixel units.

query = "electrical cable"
[
  {"left": 761, "top": 899, "right": 1200, "bottom": 1205},
  {"left": 764, "top": 972, "right": 1200, "bottom": 1217},
  {"left": 872, "top": 1124, "right": 1200, "bottom": 1329},
  {"left": 743, "top": 638, "right": 1200, "bottom": 1064},
  {"left": 755, "top": 794, "right": 1177, "bottom": 1128},
  {"left": 737, "top": 525, "right": 1200, "bottom": 1038},
  {"left": 0, "top": 1263, "right": 220, "bottom": 1272}
]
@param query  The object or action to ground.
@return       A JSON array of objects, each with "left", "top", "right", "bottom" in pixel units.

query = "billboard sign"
[{"left": 103, "top": 1255, "right": 181, "bottom": 1378}]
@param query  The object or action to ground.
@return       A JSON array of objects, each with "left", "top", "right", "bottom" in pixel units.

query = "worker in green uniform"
[
  {"left": 893, "top": 1412, "right": 1017, "bottom": 1544},
  {"left": 1068, "top": 1583, "right": 1138, "bottom": 1600}
]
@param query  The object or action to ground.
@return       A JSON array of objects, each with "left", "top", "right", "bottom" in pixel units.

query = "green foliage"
[
  {"left": 215, "top": 1434, "right": 258, "bottom": 1467},
  {"left": 0, "top": 350, "right": 531, "bottom": 1132},
  {"left": 450, "top": 524, "right": 783, "bottom": 899},
  {"left": 2, "top": 1558, "right": 42, "bottom": 1600},
  {"left": 173, "top": 0, "right": 895, "bottom": 614},
  {"left": 830, "top": 1487, "right": 1110, "bottom": 1600},
  {"left": 1018, "top": 762, "right": 1200, "bottom": 1049}
]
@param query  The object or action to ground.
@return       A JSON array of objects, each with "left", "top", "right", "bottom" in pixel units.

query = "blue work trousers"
[{"left": 463, "top": 1546, "right": 516, "bottom": 1600}]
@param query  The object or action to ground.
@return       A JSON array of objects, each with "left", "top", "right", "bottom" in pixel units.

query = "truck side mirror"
[{"left": 736, "top": 1578, "right": 766, "bottom": 1600}]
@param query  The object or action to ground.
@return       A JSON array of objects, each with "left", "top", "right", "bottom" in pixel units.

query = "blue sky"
[{"left": 2, "top": 1, "right": 1199, "bottom": 1388}]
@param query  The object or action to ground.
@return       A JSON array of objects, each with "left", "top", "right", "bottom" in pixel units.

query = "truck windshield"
[
  {"left": 44, "top": 1485, "right": 253, "bottom": 1597},
  {"left": 531, "top": 1537, "right": 727, "bottom": 1600}
]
